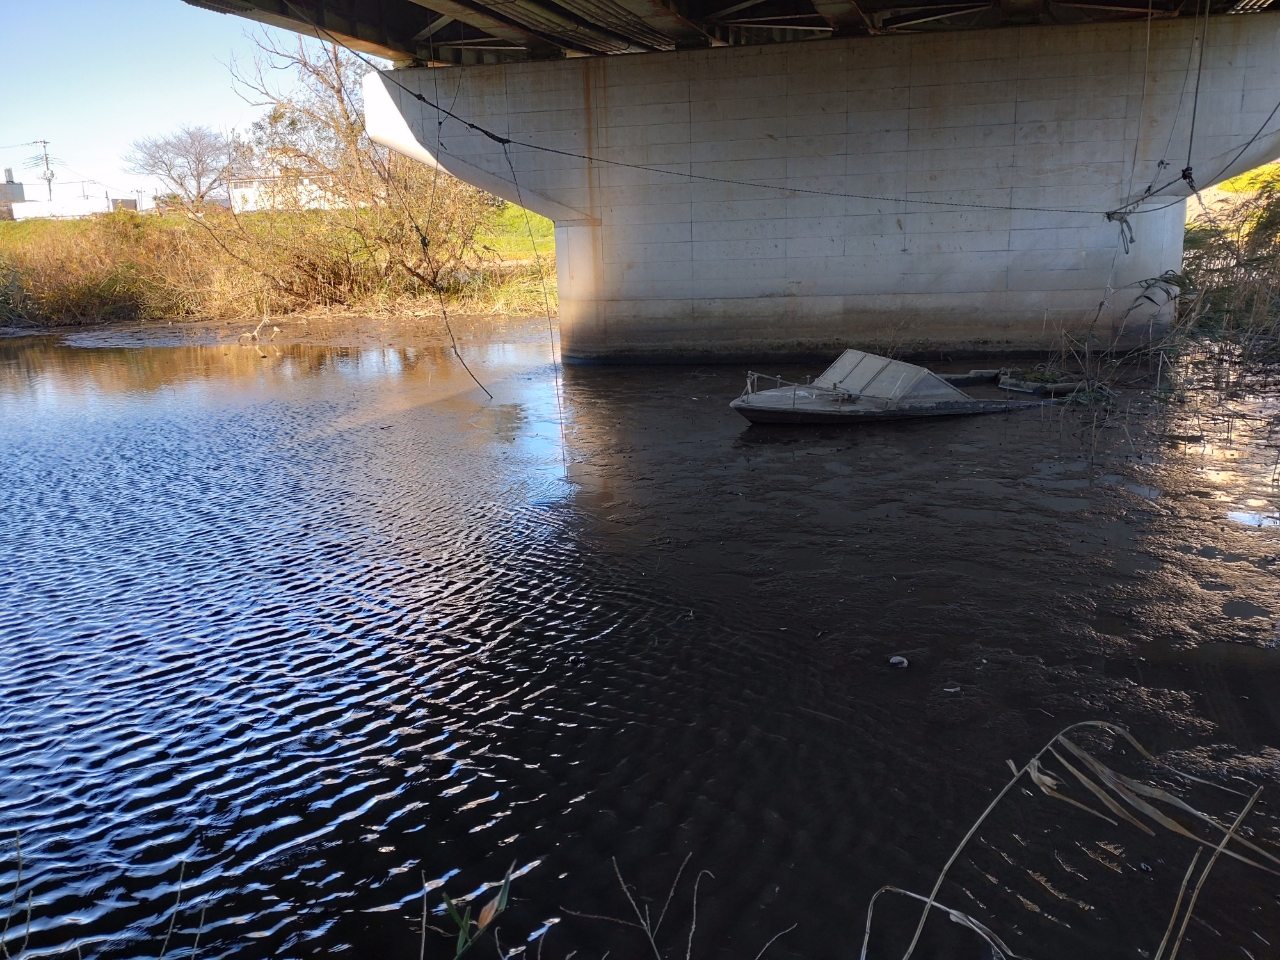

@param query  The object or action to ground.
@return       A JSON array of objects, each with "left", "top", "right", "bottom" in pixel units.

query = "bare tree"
[
  {"left": 217, "top": 33, "right": 495, "bottom": 301},
  {"left": 124, "top": 126, "right": 237, "bottom": 207}
]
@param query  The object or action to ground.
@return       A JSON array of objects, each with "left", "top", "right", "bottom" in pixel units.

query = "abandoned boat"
[{"left": 730, "top": 349, "right": 1046, "bottom": 425}]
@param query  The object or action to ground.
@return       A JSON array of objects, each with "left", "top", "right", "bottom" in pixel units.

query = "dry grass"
[
  {"left": 862, "top": 722, "right": 1275, "bottom": 960},
  {"left": 0, "top": 213, "right": 233, "bottom": 325},
  {"left": 1175, "top": 165, "right": 1280, "bottom": 359},
  {"left": 0, "top": 206, "right": 556, "bottom": 329}
]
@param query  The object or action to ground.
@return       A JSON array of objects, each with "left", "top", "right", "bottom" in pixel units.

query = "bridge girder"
[{"left": 184, "top": 0, "right": 1258, "bottom": 65}]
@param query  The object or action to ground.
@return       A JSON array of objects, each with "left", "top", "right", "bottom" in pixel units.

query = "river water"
[{"left": 1, "top": 324, "right": 1278, "bottom": 960}]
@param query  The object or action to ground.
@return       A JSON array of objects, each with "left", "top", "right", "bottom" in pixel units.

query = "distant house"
[
  {"left": 229, "top": 175, "right": 334, "bottom": 213},
  {"left": 0, "top": 169, "right": 23, "bottom": 204},
  {"left": 0, "top": 169, "right": 25, "bottom": 220}
]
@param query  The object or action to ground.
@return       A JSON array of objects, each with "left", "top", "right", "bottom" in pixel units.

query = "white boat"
[{"left": 730, "top": 349, "right": 1046, "bottom": 425}]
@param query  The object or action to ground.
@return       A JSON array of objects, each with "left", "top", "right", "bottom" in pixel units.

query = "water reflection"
[
  {"left": 0, "top": 341, "right": 484, "bottom": 401},
  {"left": 0, "top": 336, "right": 1278, "bottom": 960}
]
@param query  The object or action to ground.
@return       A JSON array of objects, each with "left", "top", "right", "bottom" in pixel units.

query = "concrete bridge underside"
[
  {"left": 183, "top": 0, "right": 1280, "bottom": 360},
  {"left": 363, "top": 13, "right": 1280, "bottom": 360}
]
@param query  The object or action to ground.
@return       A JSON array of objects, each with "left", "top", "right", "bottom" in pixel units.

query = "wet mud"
[{"left": 0, "top": 321, "right": 1277, "bottom": 959}]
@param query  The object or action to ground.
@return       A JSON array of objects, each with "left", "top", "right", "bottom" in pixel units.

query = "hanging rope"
[
  {"left": 283, "top": 6, "right": 494, "bottom": 400},
  {"left": 419, "top": 44, "right": 494, "bottom": 399},
  {"left": 1106, "top": 211, "right": 1136, "bottom": 254},
  {"left": 1125, "top": 0, "right": 1154, "bottom": 204},
  {"left": 1110, "top": 0, "right": 1216, "bottom": 218},
  {"left": 283, "top": 0, "right": 1280, "bottom": 227},
  {"left": 502, "top": 141, "right": 569, "bottom": 478},
  {"left": 1183, "top": 0, "right": 1211, "bottom": 192}
]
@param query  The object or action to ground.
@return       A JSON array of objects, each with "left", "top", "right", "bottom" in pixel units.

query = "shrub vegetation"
[{"left": 1177, "top": 163, "right": 1280, "bottom": 358}]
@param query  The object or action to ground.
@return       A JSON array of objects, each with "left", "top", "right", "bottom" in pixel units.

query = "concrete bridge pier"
[{"left": 363, "top": 14, "right": 1280, "bottom": 362}]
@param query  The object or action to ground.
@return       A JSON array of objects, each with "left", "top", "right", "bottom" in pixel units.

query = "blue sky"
[{"left": 0, "top": 1, "right": 329, "bottom": 205}]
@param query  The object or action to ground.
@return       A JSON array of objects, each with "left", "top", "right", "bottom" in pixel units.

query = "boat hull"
[{"left": 730, "top": 396, "right": 1043, "bottom": 425}]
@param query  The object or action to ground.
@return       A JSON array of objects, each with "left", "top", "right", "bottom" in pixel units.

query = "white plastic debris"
[{"left": 889, "top": 656, "right": 908, "bottom": 668}]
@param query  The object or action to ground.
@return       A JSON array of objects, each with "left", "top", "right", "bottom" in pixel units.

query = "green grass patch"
[{"left": 476, "top": 204, "right": 555, "bottom": 261}]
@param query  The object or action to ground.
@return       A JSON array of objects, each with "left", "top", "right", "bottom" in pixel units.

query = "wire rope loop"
[{"left": 281, "top": 0, "right": 1280, "bottom": 226}]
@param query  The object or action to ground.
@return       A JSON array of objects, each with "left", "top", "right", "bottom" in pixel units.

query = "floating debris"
[{"left": 999, "top": 370, "right": 1086, "bottom": 396}]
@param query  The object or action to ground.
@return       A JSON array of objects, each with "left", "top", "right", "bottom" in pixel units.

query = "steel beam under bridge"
[{"left": 184, "top": 0, "right": 1262, "bottom": 67}]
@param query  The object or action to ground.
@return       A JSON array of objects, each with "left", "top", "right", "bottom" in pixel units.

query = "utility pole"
[{"left": 31, "top": 140, "right": 55, "bottom": 200}]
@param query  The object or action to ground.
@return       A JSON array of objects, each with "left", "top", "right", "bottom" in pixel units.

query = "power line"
[{"left": 56, "top": 164, "right": 134, "bottom": 196}]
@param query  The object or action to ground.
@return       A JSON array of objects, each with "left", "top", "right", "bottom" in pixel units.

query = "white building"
[
  {"left": 11, "top": 196, "right": 114, "bottom": 220},
  {"left": 229, "top": 176, "right": 334, "bottom": 213}
]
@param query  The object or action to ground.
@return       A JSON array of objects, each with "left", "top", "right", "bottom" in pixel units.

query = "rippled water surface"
[{"left": 2, "top": 329, "right": 1279, "bottom": 960}]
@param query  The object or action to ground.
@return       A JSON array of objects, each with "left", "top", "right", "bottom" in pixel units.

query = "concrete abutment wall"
[{"left": 364, "top": 15, "right": 1280, "bottom": 361}]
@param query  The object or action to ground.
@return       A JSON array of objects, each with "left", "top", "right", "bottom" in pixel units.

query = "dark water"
[{"left": 1, "top": 329, "right": 1278, "bottom": 960}]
